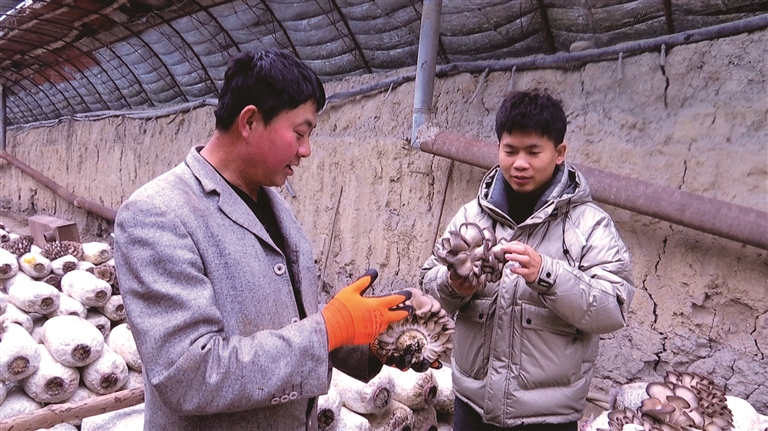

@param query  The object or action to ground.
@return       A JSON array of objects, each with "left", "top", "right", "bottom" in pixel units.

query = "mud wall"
[{"left": 2, "top": 29, "right": 767, "bottom": 411}]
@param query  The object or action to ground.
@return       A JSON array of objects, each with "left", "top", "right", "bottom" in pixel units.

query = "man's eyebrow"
[
  {"left": 298, "top": 119, "right": 316, "bottom": 129},
  {"left": 501, "top": 142, "right": 543, "bottom": 148}
]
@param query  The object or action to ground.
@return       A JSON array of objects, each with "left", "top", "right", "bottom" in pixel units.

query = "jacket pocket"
[
  {"left": 518, "top": 302, "right": 585, "bottom": 390},
  {"left": 454, "top": 297, "right": 495, "bottom": 380}
]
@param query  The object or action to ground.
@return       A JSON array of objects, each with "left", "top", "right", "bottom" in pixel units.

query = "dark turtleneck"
[
  {"left": 505, "top": 179, "right": 548, "bottom": 225},
  {"left": 502, "top": 163, "right": 566, "bottom": 225}
]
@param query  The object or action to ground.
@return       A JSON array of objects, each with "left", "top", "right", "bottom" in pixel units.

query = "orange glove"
[{"left": 322, "top": 269, "right": 412, "bottom": 352}]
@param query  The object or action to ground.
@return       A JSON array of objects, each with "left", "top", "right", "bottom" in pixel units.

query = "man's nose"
[{"left": 298, "top": 140, "right": 311, "bottom": 158}]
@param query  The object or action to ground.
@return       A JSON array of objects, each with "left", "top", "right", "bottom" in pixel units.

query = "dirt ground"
[{"left": 0, "top": 210, "right": 30, "bottom": 235}]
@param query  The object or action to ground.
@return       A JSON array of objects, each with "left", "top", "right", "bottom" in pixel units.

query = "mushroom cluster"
[
  {"left": 372, "top": 288, "right": 455, "bottom": 373},
  {"left": 433, "top": 222, "right": 510, "bottom": 287},
  {"left": 1, "top": 235, "right": 117, "bottom": 296},
  {"left": 596, "top": 371, "right": 735, "bottom": 431},
  {"left": 0, "top": 224, "right": 142, "bottom": 426}
]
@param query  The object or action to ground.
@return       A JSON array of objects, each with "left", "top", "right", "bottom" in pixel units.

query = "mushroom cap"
[
  {"left": 459, "top": 222, "right": 485, "bottom": 247},
  {"left": 640, "top": 397, "right": 675, "bottom": 421},
  {"left": 646, "top": 382, "right": 675, "bottom": 401},
  {"left": 671, "top": 385, "right": 698, "bottom": 409},
  {"left": 666, "top": 395, "right": 690, "bottom": 412}
]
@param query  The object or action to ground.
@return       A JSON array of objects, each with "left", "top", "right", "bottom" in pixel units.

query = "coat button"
[
  {"left": 274, "top": 263, "right": 286, "bottom": 275},
  {"left": 280, "top": 394, "right": 290, "bottom": 403},
  {"left": 290, "top": 317, "right": 300, "bottom": 324},
  {"left": 270, "top": 397, "right": 280, "bottom": 404},
  {"left": 289, "top": 391, "right": 298, "bottom": 399}
]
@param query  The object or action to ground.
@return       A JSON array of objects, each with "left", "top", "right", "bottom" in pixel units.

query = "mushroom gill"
[{"left": 372, "top": 289, "right": 455, "bottom": 372}]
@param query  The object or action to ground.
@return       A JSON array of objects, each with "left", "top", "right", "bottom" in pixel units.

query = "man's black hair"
[
  {"left": 494, "top": 90, "right": 567, "bottom": 146},
  {"left": 214, "top": 49, "right": 326, "bottom": 131}
]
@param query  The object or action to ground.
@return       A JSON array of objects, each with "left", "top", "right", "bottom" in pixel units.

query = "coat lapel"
[
  {"left": 184, "top": 146, "right": 280, "bottom": 253},
  {"left": 265, "top": 187, "right": 319, "bottom": 314}
]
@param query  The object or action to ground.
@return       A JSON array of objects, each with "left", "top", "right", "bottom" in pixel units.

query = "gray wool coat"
[{"left": 115, "top": 146, "right": 374, "bottom": 431}]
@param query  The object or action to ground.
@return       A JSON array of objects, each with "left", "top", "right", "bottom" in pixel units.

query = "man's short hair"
[
  {"left": 494, "top": 90, "right": 567, "bottom": 146},
  {"left": 214, "top": 49, "right": 326, "bottom": 131}
]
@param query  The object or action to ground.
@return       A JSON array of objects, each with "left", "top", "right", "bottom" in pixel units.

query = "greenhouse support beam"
[{"left": 1, "top": 85, "right": 5, "bottom": 151}]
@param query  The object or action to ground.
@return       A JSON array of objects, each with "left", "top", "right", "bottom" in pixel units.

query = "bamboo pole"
[
  {"left": 0, "top": 387, "right": 144, "bottom": 431},
  {"left": 0, "top": 150, "right": 117, "bottom": 221},
  {"left": 1, "top": 86, "right": 6, "bottom": 152}
]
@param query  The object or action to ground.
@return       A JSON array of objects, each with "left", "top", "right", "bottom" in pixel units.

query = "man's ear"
[
  {"left": 556, "top": 142, "right": 567, "bottom": 164},
  {"left": 237, "top": 105, "right": 260, "bottom": 138}
]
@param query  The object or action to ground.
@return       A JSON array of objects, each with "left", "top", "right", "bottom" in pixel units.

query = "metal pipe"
[
  {"left": 1, "top": 85, "right": 5, "bottom": 152},
  {"left": 0, "top": 150, "right": 117, "bottom": 221},
  {"left": 410, "top": 0, "right": 442, "bottom": 149},
  {"left": 418, "top": 128, "right": 768, "bottom": 251}
]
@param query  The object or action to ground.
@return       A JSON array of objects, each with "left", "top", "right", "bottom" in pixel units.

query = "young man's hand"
[{"left": 502, "top": 241, "right": 542, "bottom": 283}]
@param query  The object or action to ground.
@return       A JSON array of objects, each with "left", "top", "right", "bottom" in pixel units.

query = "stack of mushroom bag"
[
  {"left": 581, "top": 370, "right": 768, "bottom": 431},
  {"left": 318, "top": 288, "right": 456, "bottom": 431},
  {"left": 0, "top": 228, "right": 143, "bottom": 426}
]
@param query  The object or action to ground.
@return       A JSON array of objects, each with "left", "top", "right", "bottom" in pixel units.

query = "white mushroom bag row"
[
  {"left": 320, "top": 365, "right": 454, "bottom": 431},
  {"left": 321, "top": 288, "right": 456, "bottom": 431},
  {"left": 0, "top": 231, "right": 143, "bottom": 426}
]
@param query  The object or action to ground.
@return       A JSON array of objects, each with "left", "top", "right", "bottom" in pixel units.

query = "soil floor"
[{"left": 0, "top": 210, "right": 31, "bottom": 235}]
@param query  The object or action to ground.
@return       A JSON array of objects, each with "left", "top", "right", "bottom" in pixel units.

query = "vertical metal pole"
[
  {"left": 411, "top": 0, "right": 442, "bottom": 149},
  {"left": 0, "top": 85, "right": 6, "bottom": 152}
]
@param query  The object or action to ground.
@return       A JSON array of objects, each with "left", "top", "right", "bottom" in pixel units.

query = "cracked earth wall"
[{"left": 2, "top": 30, "right": 767, "bottom": 411}]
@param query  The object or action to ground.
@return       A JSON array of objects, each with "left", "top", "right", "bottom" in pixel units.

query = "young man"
[
  {"left": 114, "top": 49, "right": 412, "bottom": 431},
  {"left": 419, "top": 90, "right": 636, "bottom": 430}
]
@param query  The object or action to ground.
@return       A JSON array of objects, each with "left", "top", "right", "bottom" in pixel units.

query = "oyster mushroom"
[
  {"left": 372, "top": 289, "right": 455, "bottom": 372},
  {"left": 639, "top": 397, "right": 676, "bottom": 422},
  {"left": 0, "top": 235, "right": 34, "bottom": 257},
  {"left": 41, "top": 240, "right": 84, "bottom": 261},
  {"left": 607, "top": 408, "right": 645, "bottom": 430},
  {"left": 589, "top": 369, "right": 742, "bottom": 431},
  {"left": 434, "top": 222, "right": 510, "bottom": 288},
  {"left": 667, "top": 372, "right": 733, "bottom": 430}
]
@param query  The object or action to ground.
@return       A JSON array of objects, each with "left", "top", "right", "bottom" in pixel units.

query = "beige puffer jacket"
[{"left": 419, "top": 163, "right": 635, "bottom": 427}]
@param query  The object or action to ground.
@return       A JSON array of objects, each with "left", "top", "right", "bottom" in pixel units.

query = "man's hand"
[
  {"left": 502, "top": 241, "right": 542, "bottom": 283},
  {"left": 322, "top": 269, "right": 413, "bottom": 351}
]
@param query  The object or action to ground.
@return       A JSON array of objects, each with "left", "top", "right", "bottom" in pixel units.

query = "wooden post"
[
  {"left": 0, "top": 150, "right": 117, "bottom": 221},
  {"left": 1, "top": 387, "right": 145, "bottom": 431}
]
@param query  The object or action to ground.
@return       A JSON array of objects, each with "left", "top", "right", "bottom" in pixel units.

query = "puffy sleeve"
[{"left": 528, "top": 206, "right": 636, "bottom": 334}]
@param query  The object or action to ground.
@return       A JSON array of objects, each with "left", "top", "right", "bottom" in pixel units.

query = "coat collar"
[{"left": 480, "top": 162, "right": 591, "bottom": 226}]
